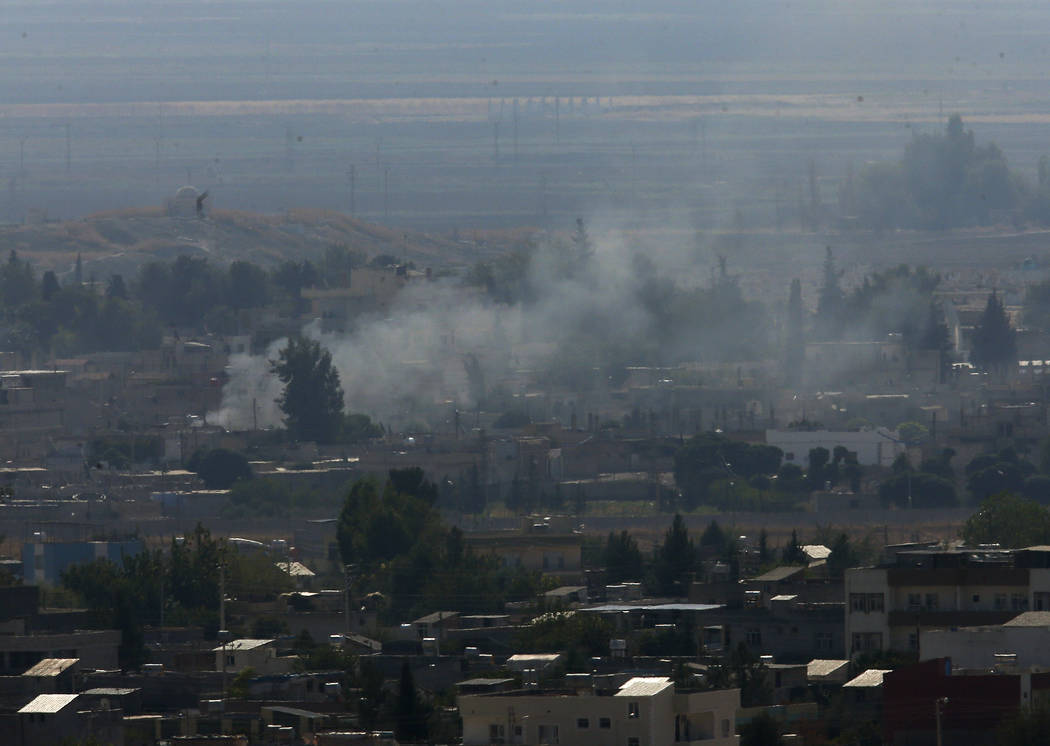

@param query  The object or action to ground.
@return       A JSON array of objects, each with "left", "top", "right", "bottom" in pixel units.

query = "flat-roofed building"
[{"left": 458, "top": 677, "right": 739, "bottom": 746}]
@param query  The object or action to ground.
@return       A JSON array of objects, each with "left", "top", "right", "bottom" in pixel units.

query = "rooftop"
[
  {"left": 456, "top": 678, "right": 515, "bottom": 688},
  {"left": 807, "top": 659, "right": 850, "bottom": 681},
  {"left": 1003, "top": 611, "right": 1050, "bottom": 627},
  {"left": 212, "top": 638, "right": 274, "bottom": 652},
  {"left": 275, "top": 561, "right": 316, "bottom": 578},
  {"left": 614, "top": 677, "right": 673, "bottom": 698},
  {"left": 413, "top": 611, "right": 459, "bottom": 625},
  {"left": 751, "top": 566, "right": 805, "bottom": 583},
  {"left": 22, "top": 658, "right": 78, "bottom": 677},
  {"left": 843, "top": 669, "right": 891, "bottom": 688},
  {"left": 19, "top": 694, "right": 79, "bottom": 714},
  {"left": 582, "top": 603, "right": 722, "bottom": 613}
]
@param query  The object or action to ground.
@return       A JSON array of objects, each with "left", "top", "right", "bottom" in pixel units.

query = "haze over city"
[{"left": 3, "top": 2, "right": 1050, "bottom": 745}]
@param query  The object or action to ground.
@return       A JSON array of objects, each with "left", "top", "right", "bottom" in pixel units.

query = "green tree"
[
  {"left": 783, "top": 278, "right": 805, "bottom": 386},
  {"left": 105, "top": 274, "right": 127, "bottom": 300},
  {"left": 962, "top": 493, "right": 1050, "bottom": 548},
  {"left": 395, "top": 659, "right": 428, "bottom": 741},
  {"left": 653, "top": 514, "right": 695, "bottom": 596},
  {"left": 227, "top": 260, "right": 270, "bottom": 310},
  {"left": 41, "top": 270, "right": 60, "bottom": 301},
  {"left": 826, "top": 533, "right": 859, "bottom": 579},
  {"left": 603, "top": 530, "right": 644, "bottom": 584},
  {"left": 187, "top": 448, "right": 254, "bottom": 489},
  {"left": 272, "top": 336, "right": 345, "bottom": 443},
  {"left": 971, "top": 291, "right": 1017, "bottom": 375},
  {"left": 814, "top": 246, "right": 844, "bottom": 340},
  {"left": 0, "top": 250, "right": 36, "bottom": 311},
  {"left": 879, "top": 472, "right": 957, "bottom": 508},
  {"left": 740, "top": 711, "right": 783, "bottom": 746},
  {"left": 782, "top": 529, "right": 804, "bottom": 564}
]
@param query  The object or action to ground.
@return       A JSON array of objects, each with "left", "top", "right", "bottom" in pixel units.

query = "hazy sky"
[{"left": 4, "top": 1, "right": 1049, "bottom": 104}]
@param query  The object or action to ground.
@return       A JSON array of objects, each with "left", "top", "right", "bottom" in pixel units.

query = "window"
[
  {"left": 1035, "top": 592, "right": 1050, "bottom": 611},
  {"left": 746, "top": 628, "right": 762, "bottom": 646},
  {"left": 600, "top": 718, "right": 611, "bottom": 729},
  {"left": 852, "top": 632, "right": 882, "bottom": 652},
  {"left": 908, "top": 593, "right": 921, "bottom": 610},
  {"left": 972, "top": 594, "right": 981, "bottom": 604},
  {"left": 628, "top": 739, "right": 640, "bottom": 746},
  {"left": 1012, "top": 593, "right": 1029, "bottom": 611},
  {"left": 628, "top": 702, "right": 639, "bottom": 719},
  {"left": 815, "top": 631, "right": 833, "bottom": 651},
  {"left": 925, "top": 593, "right": 938, "bottom": 611},
  {"left": 577, "top": 718, "right": 589, "bottom": 729},
  {"left": 850, "top": 593, "right": 884, "bottom": 613},
  {"left": 537, "top": 725, "right": 559, "bottom": 744},
  {"left": 908, "top": 632, "right": 918, "bottom": 650},
  {"left": 996, "top": 593, "right": 1008, "bottom": 610},
  {"left": 489, "top": 724, "right": 505, "bottom": 743}
]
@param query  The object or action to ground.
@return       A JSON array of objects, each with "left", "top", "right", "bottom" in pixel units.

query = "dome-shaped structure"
[{"left": 172, "top": 185, "right": 200, "bottom": 218}]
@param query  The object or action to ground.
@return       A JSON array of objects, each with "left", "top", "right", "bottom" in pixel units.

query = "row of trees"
[
  {"left": 337, "top": 469, "right": 543, "bottom": 620},
  {"left": 61, "top": 524, "right": 291, "bottom": 667}
]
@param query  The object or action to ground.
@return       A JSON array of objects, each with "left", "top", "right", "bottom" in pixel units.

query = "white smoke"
[{"left": 208, "top": 213, "right": 746, "bottom": 433}]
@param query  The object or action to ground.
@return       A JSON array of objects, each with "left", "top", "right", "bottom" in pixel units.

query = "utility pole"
[
  {"left": 344, "top": 564, "right": 353, "bottom": 634},
  {"left": 218, "top": 560, "right": 230, "bottom": 700}
]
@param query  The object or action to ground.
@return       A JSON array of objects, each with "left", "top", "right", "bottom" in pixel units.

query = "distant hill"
[{"left": 0, "top": 207, "right": 523, "bottom": 281}]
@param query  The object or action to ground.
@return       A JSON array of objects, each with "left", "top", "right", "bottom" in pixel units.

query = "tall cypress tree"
[
  {"left": 784, "top": 278, "right": 805, "bottom": 385},
  {"left": 971, "top": 291, "right": 1016, "bottom": 375}
]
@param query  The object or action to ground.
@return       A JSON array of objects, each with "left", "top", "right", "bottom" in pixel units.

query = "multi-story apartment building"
[
  {"left": 458, "top": 676, "right": 739, "bottom": 746},
  {"left": 845, "top": 546, "right": 1050, "bottom": 656}
]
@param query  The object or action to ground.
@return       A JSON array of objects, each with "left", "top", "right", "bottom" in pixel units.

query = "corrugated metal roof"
[
  {"left": 843, "top": 669, "right": 891, "bottom": 688},
  {"left": 582, "top": 603, "right": 722, "bottom": 613},
  {"left": 22, "top": 658, "right": 78, "bottom": 677},
  {"left": 614, "top": 677, "right": 672, "bottom": 697},
  {"left": 751, "top": 566, "right": 805, "bottom": 583},
  {"left": 211, "top": 638, "right": 274, "bottom": 652},
  {"left": 807, "top": 659, "right": 850, "bottom": 680},
  {"left": 456, "top": 678, "right": 515, "bottom": 687},
  {"left": 275, "top": 561, "right": 316, "bottom": 577},
  {"left": 19, "top": 694, "right": 79, "bottom": 713},
  {"left": 413, "top": 611, "right": 459, "bottom": 625}
]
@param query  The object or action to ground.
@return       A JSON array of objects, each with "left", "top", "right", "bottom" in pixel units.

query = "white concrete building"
[
  {"left": 922, "top": 611, "right": 1050, "bottom": 669},
  {"left": 846, "top": 547, "right": 1050, "bottom": 657},
  {"left": 213, "top": 638, "right": 291, "bottom": 675},
  {"left": 458, "top": 676, "right": 739, "bottom": 746}
]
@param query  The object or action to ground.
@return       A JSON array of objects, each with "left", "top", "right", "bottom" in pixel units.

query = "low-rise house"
[
  {"left": 22, "top": 657, "right": 78, "bottom": 694},
  {"left": 213, "top": 638, "right": 292, "bottom": 675},
  {"left": 12, "top": 693, "right": 124, "bottom": 746},
  {"left": 841, "top": 669, "right": 890, "bottom": 724},
  {"left": 922, "top": 610, "right": 1050, "bottom": 669},
  {"left": 458, "top": 677, "right": 740, "bottom": 746},
  {"left": 805, "top": 659, "right": 850, "bottom": 686}
]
